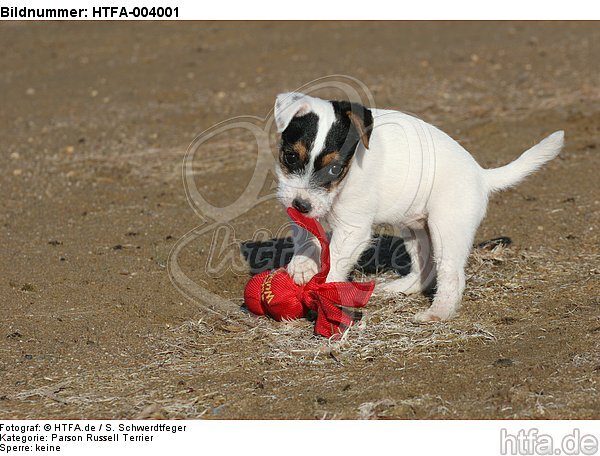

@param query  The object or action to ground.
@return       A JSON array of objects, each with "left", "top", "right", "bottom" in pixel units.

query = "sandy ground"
[{"left": 0, "top": 21, "right": 598, "bottom": 419}]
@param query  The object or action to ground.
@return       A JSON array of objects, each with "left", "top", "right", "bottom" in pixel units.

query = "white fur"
[{"left": 275, "top": 93, "right": 564, "bottom": 321}]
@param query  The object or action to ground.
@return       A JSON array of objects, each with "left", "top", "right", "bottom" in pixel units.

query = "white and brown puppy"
[{"left": 274, "top": 92, "right": 564, "bottom": 322}]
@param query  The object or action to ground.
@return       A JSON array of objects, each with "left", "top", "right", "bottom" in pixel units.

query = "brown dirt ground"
[{"left": 0, "top": 21, "right": 598, "bottom": 419}]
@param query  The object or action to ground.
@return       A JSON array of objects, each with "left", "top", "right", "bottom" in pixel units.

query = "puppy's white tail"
[{"left": 484, "top": 131, "right": 564, "bottom": 193}]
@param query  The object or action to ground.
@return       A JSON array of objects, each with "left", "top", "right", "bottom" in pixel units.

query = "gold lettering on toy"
[{"left": 261, "top": 270, "right": 277, "bottom": 304}]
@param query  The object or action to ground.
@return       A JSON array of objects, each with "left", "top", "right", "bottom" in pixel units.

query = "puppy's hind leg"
[
  {"left": 413, "top": 207, "right": 483, "bottom": 322},
  {"left": 378, "top": 225, "right": 435, "bottom": 295}
]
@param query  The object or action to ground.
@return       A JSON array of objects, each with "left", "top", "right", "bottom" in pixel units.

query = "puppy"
[{"left": 274, "top": 92, "right": 564, "bottom": 322}]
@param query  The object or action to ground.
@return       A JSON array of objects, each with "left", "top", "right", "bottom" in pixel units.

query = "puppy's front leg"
[
  {"left": 287, "top": 221, "right": 321, "bottom": 285},
  {"left": 326, "top": 219, "right": 373, "bottom": 283}
]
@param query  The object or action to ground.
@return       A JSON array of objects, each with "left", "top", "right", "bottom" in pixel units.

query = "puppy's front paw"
[
  {"left": 287, "top": 255, "right": 319, "bottom": 285},
  {"left": 413, "top": 306, "right": 455, "bottom": 323}
]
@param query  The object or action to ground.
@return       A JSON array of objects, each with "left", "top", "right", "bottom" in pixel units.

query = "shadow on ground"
[{"left": 240, "top": 234, "right": 412, "bottom": 277}]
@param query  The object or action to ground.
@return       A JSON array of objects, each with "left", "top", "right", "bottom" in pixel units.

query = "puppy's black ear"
[{"left": 346, "top": 104, "right": 373, "bottom": 149}]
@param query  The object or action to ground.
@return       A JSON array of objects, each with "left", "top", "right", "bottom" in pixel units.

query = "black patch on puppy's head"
[
  {"left": 311, "top": 101, "right": 373, "bottom": 189},
  {"left": 279, "top": 112, "right": 318, "bottom": 175}
]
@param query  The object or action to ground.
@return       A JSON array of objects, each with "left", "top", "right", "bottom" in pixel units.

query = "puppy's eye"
[
  {"left": 283, "top": 152, "right": 299, "bottom": 166},
  {"left": 328, "top": 164, "right": 343, "bottom": 177}
]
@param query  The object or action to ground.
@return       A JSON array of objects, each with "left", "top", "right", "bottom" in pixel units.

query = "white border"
[
  {"left": 1, "top": 0, "right": 599, "bottom": 20},
  {"left": 0, "top": 420, "right": 599, "bottom": 455}
]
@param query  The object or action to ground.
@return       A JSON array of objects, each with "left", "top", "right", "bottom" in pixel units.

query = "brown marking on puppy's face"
[
  {"left": 292, "top": 141, "right": 308, "bottom": 163},
  {"left": 316, "top": 150, "right": 338, "bottom": 168}
]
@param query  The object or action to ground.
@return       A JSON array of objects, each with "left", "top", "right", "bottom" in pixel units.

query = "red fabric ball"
[
  {"left": 244, "top": 268, "right": 305, "bottom": 321},
  {"left": 243, "top": 207, "right": 374, "bottom": 338}
]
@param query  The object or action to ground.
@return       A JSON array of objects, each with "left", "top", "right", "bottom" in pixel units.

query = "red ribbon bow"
[{"left": 244, "top": 207, "right": 375, "bottom": 338}]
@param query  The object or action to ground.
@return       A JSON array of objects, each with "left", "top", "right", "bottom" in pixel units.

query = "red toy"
[{"left": 244, "top": 207, "right": 375, "bottom": 338}]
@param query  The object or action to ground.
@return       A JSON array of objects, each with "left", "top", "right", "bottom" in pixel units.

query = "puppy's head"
[{"left": 274, "top": 92, "right": 373, "bottom": 219}]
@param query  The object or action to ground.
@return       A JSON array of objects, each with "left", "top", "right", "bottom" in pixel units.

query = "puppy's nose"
[{"left": 292, "top": 198, "right": 312, "bottom": 214}]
